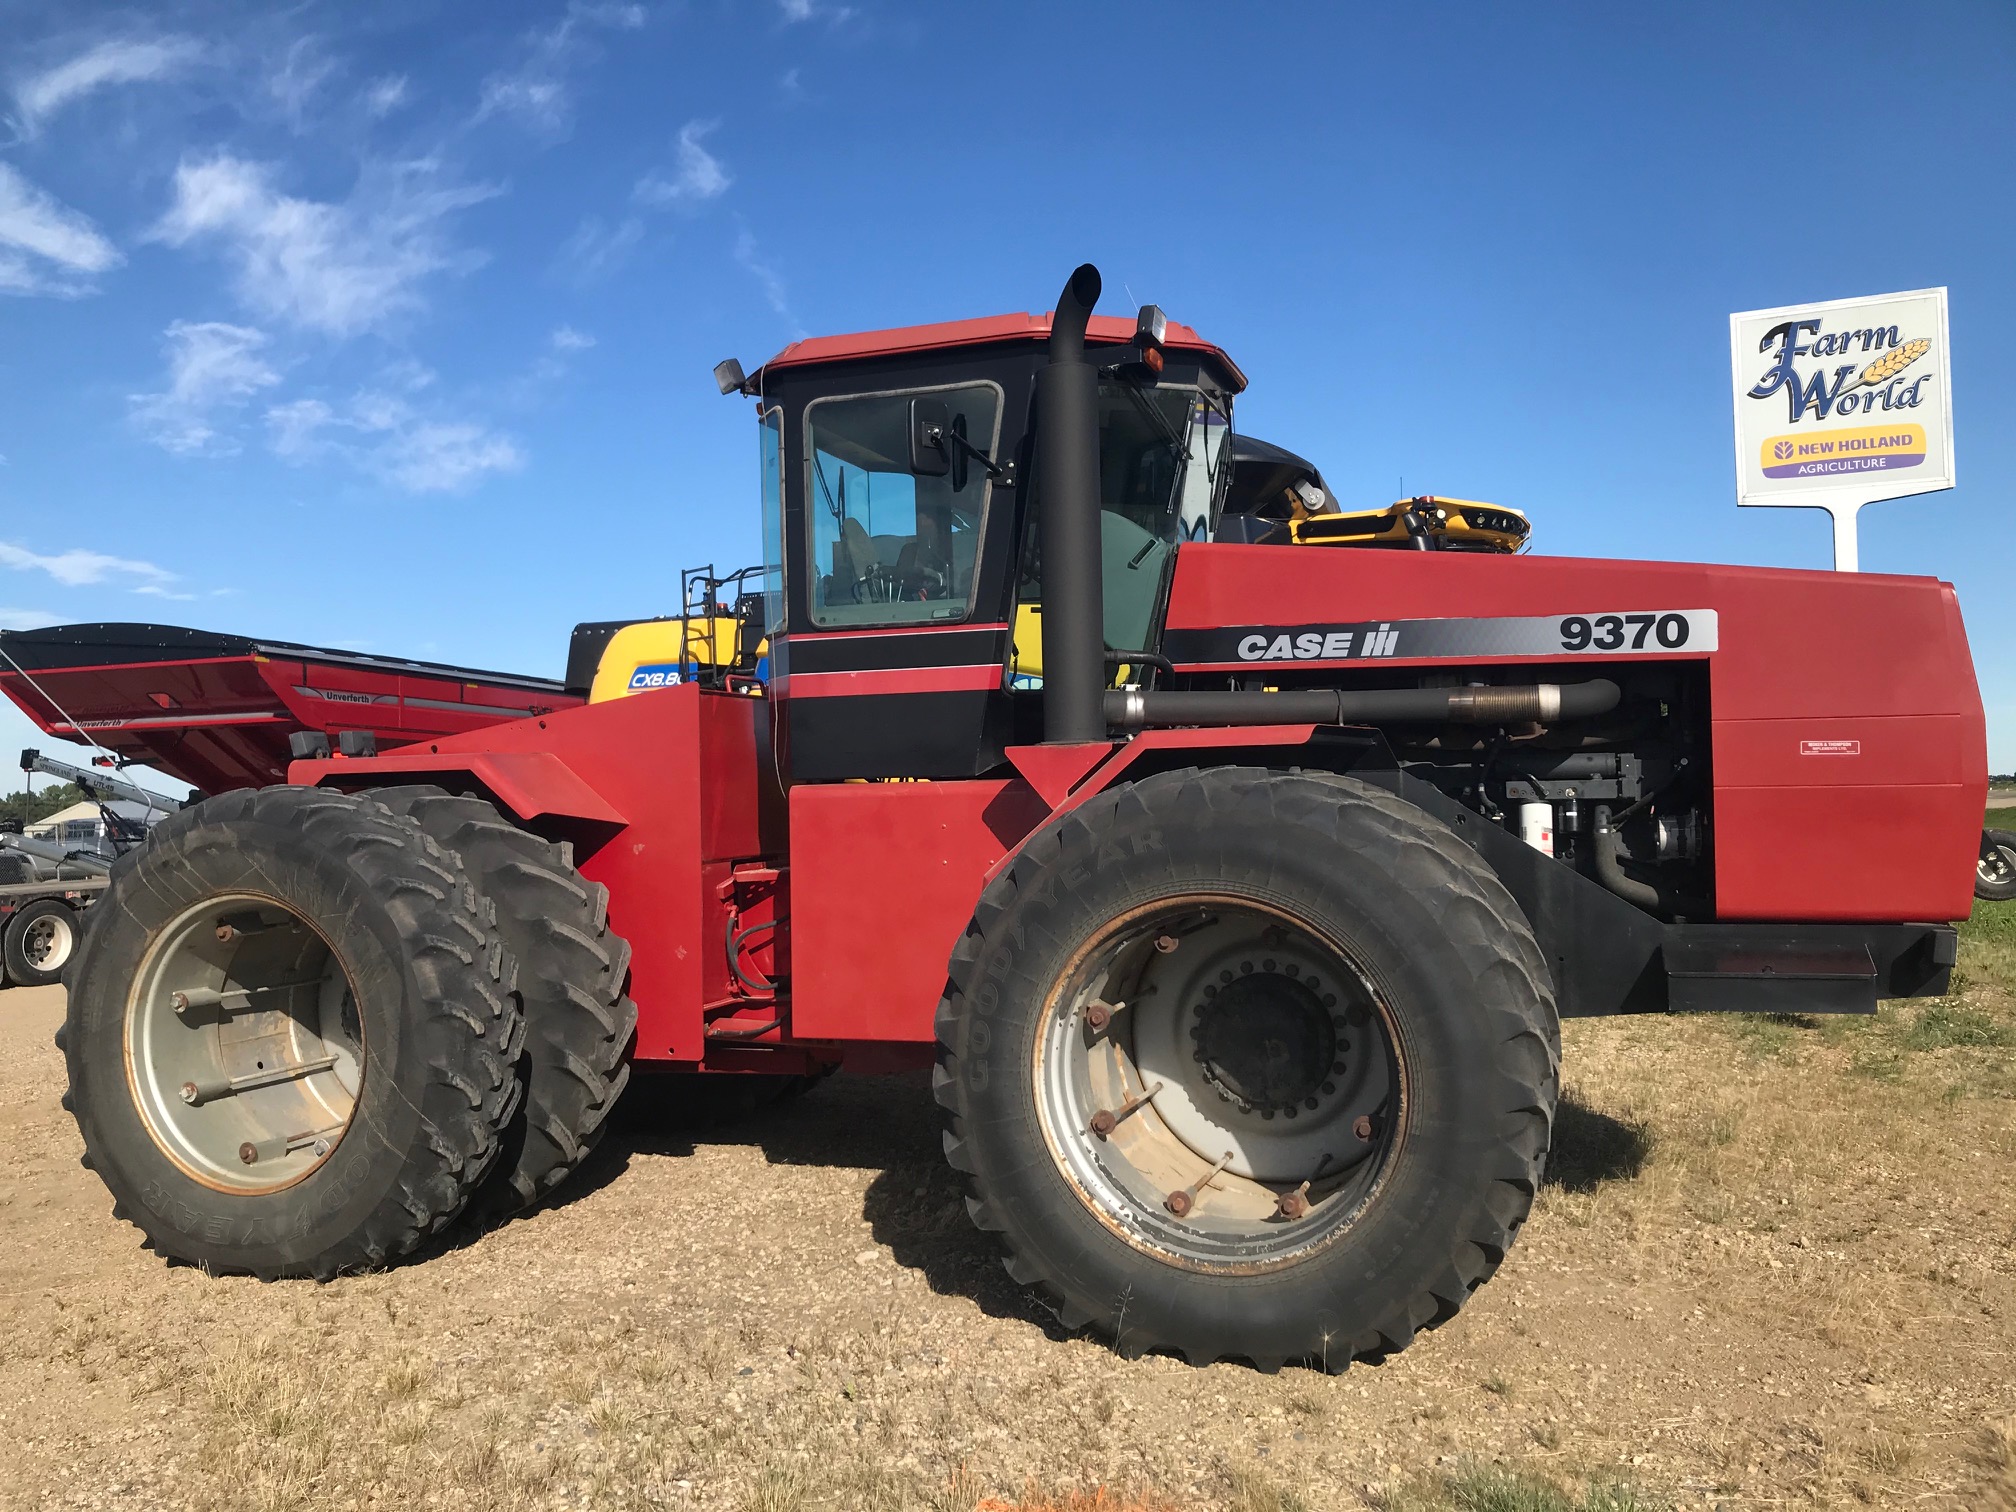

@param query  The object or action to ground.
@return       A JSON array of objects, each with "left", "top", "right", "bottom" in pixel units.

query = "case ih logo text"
[
  {"left": 1238, "top": 625, "right": 1399, "bottom": 661},
  {"left": 1194, "top": 611, "right": 1717, "bottom": 667}
]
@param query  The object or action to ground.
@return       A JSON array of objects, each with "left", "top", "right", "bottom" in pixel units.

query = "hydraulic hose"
[
  {"left": 1104, "top": 678, "right": 1620, "bottom": 731},
  {"left": 1590, "top": 804, "right": 1662, "bottom": 911}
]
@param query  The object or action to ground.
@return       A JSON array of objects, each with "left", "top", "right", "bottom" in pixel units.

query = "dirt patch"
[{"left": 2, "top": 905, "right": 2013, "bottom": 1512}]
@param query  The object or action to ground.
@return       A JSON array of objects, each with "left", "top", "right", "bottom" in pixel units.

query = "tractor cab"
[{"left": 727, "top": 307, "right": 1246, "bottom": 782}]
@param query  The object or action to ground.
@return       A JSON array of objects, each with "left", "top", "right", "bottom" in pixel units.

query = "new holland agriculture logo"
[{"left": 1746, "top": 317, "right": 1934, "bottom": 478}]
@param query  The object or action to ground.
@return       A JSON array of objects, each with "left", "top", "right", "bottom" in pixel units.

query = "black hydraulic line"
[
  {"left": 1591, "top": 804, "right": 1663, "bottom": 911},
  {"left": 1105, "top": 649, "right": 1177, "bottom": 678},
  {"left": 1104, "top": 679, "right": 1621, "bottom": 731},
  {"left": 1037, "top": 263, "right": 1107, "bottom": 746},
  {"left": 724, "top": 915, "right": 779, "bottom": 994}
]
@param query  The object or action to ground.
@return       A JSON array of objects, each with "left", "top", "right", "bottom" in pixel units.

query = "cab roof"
[{"left": 755, "top": 310, "right": 1247, "bottom": 392}]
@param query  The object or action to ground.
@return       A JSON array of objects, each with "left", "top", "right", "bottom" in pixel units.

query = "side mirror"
[{"left": 909, "top": 398, "right": 951, "bottom": 476}]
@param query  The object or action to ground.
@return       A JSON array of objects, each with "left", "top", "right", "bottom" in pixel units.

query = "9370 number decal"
[
  {"left": 1558, "top": 611, "right": 1710, "bottom": 653},
  {"left": 1164, "top": 609, "right": 1718, "bottom": 666}
]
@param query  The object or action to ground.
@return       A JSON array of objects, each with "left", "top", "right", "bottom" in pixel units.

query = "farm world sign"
[{"left": 1730, "top": 288, "right": 1953, "bottom": 571}]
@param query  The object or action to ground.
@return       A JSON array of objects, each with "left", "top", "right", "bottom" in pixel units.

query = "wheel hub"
[
  {"left": 126, "top": 894, "right": 363, "bottom": 1195},
  {"left": 1036, "top": 896, "right": 1401, "bottom": 1268},
  {"left": 1193, "top": 970, "right": 1339, "bottom": 1115}
]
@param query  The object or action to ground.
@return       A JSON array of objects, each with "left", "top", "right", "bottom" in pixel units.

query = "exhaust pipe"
[
  {"left": 1105, "top": 679, "right": 1622, "bottom": 730},
  {"left": 1032, "top": 261, "right": 1617, "bottom": 751},
  {"left": 1038, "top": 263, "right": 1106, "bottom": 746}
]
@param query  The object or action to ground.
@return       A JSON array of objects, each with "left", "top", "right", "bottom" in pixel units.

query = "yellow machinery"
[
  {"left": 587, "top": 615, "right": 767, "bottom": 703},
  {"left": 1289, "top": 495, "right": 1529, "bottom": 552}
]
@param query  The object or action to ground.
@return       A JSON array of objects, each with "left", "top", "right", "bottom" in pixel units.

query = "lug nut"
[
  {"left": 238, "top": 1142, "right": 259, "bottom": 1165},
  {"left": 1153, "top": 934, "right": 1180, "bottom": 954},
  {"left": 1084, "top": 1001, "right": 1114, "bottom": 1033},
  {"left": 1087, "top": 1082, "right": 1162, "bottom": 1141},
  {"left": 1165, "top": 1149, "right": 1236, "bottom": 1217},
  {"left": 1353, "top": 1114, "right": 1379, "bottom": 1141},
  {"left": 179, "top": 1082, "right": 200, "bottom": 1105}
]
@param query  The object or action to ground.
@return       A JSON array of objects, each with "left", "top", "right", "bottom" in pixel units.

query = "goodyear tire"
[
  {"left": 369, "top": 788, "right": 635, "bottom": 1218},
  {"left": 1978, "top": 829, "right": 2016, "bottom": 903},
  {"left": 934, "top": 768, "right": 1558, "bottom": 1370},
  {"left": 60, "top": 787, "right": 523, "bottom": 1278},
  {"left": 5, "top": 897, "right": 81, "bottom": 988}
]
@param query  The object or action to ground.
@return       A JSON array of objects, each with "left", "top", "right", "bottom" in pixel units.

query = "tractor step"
[{"left": 1663, "top": 939, "right": 1878, "bottom": 1015}]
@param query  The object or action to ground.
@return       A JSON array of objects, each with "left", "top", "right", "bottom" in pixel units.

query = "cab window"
[{"left": 804, "top": 384, "right": 1001, "bottom": 627}]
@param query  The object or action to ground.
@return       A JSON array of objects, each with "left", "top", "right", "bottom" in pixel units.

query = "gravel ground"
[{"left": 2, "top": 905, "right": 2013, "bottom": 1512}]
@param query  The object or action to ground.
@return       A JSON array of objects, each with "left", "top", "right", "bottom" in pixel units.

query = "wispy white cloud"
[
  {"left": 551, "top": 325, "right": 594, "bottom": 351},
  {"left": 477, "top": 1, "right": 647, "bottom": 138},
  {"left": 267, "top": 391, "right": 524, "bottom": 494},
  {"left": 150, "top": 153, "right": 496, "bottom": 338},
  {"left": 361, "top": 75, "right": 409, "bottom": 118},
  {"left": 10, "top": 35, "right": 202, "bottom": 137},
  {"left": 0, "top": 162, "right": 121, "bottom": 297},
  {"left": 633, "top": 119, "right": 729, "bottom": 209},
  {"left": 0, "top": 540, "right": 174, "bottom": 588},
  {"left": 554, "top": 213, "right": 641, "bottom": 286},
  {"left": 129, "top": 320, "right": 281, "bottom": 457},
  {"left": 776, "top": 0, "right": 854, "bottom": 25},
  {"left": 734, "top": 225, "right": 798, "bottom": 329},
  {"left": 0, "top": 608, "right": 58, "bottom": 631},
  {"left": 268, "top": 37, "right": 337, "bottom": 131}
]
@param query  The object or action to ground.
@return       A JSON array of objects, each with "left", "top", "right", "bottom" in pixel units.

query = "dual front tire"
[{"left": 60, "top": 786, "right": 632, "bottom": 1277}]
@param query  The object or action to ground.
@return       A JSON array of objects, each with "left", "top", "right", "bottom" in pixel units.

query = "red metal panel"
[
  {"left": 788, "top": 665, "right": 1003, "bottom": 697},
  {"left": 290, "top": 748, "right": 627, "bottom": 825},
  {"left": 1, "top": 643, "right": 582, "bottom": 793},
  {"left": 1165, "top": 545, "right": 1986, "bottom": 922},
  {"left": 298, "top": 685, "right": 782, "bottom": 1064},
  {"left": 757, "top": 312, "right": 1246, "bottom": 390},
  {"left": 1714, "top": 785, "right": 1980, "bottom": 921},
  {"left": 789, "top": 780, "right": 1050, "bottom": 1042}
]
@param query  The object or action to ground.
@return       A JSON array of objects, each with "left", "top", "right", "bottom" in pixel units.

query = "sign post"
[{"left": 1730, "top": 288, "right": 1953, "bottom": 571}]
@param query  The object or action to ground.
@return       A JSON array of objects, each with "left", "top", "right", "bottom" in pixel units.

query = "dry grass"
[{"left": 0, "top": 901, "right": 2011, "bottom": 1510}]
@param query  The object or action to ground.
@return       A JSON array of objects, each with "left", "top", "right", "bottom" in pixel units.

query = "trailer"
[{"left": 4, "top": 265, "right": 1986, "bottom": 1371}]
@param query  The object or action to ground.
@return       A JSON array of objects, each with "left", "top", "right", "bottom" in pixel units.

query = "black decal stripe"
[
  {"left": 1166, "top": 611, "right": 1717, "bottom": 666},
  {"left": 783, "top": 625, "right": 1008, "bottom": 673}
]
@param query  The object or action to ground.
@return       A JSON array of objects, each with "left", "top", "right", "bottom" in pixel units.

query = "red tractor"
[{"left": 6, "top": 266, "right": 1984, "bottom": 1370}]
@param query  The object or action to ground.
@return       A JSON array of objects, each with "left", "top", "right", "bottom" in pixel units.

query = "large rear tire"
[
  {"left": 60, "top": 787, "right": 523, "bottom": 1277},
  {"left": 934, "top": 768, "right": 1558, "bottom": 1370},
  {"left": 369, "top": 788, "right": 635, "bottom": 1218}
]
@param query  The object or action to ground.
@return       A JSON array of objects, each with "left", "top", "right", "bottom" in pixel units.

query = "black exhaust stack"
[{"left": 1037, "top": 263, "right": 1107, "bottom": 746}]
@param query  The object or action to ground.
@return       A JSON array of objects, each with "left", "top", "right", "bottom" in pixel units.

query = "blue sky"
[{"left": 2, "top": 0, "right": 2013, "bottom": 795}]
